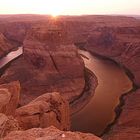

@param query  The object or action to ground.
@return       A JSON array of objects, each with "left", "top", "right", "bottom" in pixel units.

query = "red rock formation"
[
  {"left": 0, "top": 81, "right": 20, "bottom": 116},
  {"left": 0, "top": 22, "right": 31, "bottom": 45},
  {"left": 3, "top": 126, "right": 102, "bottom": 140},
  {"left": 15, "top": 92, "right": 70, "bottom": 131},
  {"left": 0, "top": 33, "right": 15, "bottom": 58},
  {"left": 0, "top": 25, "right": 85, "bottom": 106},
  {"left": 86, "top": 27, "right": 140, "bottom": 87}
]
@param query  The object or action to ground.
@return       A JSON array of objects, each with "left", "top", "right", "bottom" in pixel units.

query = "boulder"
[{"left": 15, "top": 92, "right": 70, "bottom": 131}]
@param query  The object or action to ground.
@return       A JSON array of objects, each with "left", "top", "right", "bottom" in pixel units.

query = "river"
[
  {"left": 71, "top": 50, "right": 133, "bottom": 136},
  {"left": 0, "top": 47, "right": 23, "bottom": 69}
]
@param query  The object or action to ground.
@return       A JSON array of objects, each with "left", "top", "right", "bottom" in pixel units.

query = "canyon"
[{"left": 0, "top": 15, "right": 140, "bottom": 140}]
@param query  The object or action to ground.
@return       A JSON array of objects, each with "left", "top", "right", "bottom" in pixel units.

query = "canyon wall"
[
  {"left": 84, "top": 23, "right": 140, "bottom": 139},
  {"left": 0, "top": 33, "right": 16, "bottom": 58}
]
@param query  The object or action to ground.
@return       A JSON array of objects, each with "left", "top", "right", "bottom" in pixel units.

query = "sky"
[{"left": 0, "top": 0, "right": 140, "bottom": 16}]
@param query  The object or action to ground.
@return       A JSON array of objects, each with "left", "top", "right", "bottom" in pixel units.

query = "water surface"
[
  {"left": 71, "top": 50, "right": 132, "bottom": 135},
  {"left": 0, "top": 47, "right": 23, "bottom": 68}
]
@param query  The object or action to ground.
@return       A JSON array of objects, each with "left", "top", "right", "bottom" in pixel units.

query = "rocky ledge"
[{"left": 3, "top": 126, "right": 101, "bottom": 140}]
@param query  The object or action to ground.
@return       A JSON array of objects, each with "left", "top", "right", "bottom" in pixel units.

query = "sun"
[
  {"left": 49, "top": 5, "right": 64, "bottom": 17},
  {"left": 35, "top": 2, "right": 63, "bottom": 17},
  {"left": 50, "top": 11, "right": 60, "bottom": 17}
]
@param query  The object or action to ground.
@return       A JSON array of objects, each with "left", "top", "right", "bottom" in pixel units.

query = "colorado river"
[
  {"left": 0, "top": 47, "right": 23, "bottom": 69},
  {"left": 71, "top": 50, "right": 133, "bottom": 136}
]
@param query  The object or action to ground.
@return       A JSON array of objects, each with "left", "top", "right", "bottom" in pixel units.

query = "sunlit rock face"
[
  {"left": 3, "top": 126, "right": 102, "bottom": 140},
  {"left": 15, "top": 92, "right": 70, "bottom": 131},
  {"left": 0, "top": 25, "right": 85, "bottom": 106}
]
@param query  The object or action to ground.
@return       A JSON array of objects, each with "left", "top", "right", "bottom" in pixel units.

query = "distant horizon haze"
[{"left": 0, "top": 0, "right": 140, "bottom": 16}]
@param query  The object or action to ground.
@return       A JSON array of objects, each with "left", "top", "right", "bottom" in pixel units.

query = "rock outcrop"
[
  {"left": 3, "top": 126, "right": 101, "bottom": 140},
  {"left": 0, "top": 113, "right": 20, "bottom": 138},
  {"left": 0, "top": 25, "right": 85, "bottom": 106},
  {"left": 0, "top": 22, "right": 31, "bottom": 45},
  {"left": 15, "top": 92, "right": 70, "bottom": 131},
  {"left": 0, "top": 81, "right": 20, "bottom": 116},
  {"left": 0, "top": 33, "right": 15, "bottom": 58}
]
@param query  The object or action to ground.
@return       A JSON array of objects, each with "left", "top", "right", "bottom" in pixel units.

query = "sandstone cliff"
[{"left": 0, "top": 25, "right": 85, "bottom": 106}]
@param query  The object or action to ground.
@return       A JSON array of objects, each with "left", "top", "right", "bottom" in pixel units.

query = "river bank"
[
  {"left": 71, "top": 49, "right": 132, "bottom": 136},
  {"left": 83, "top": 28, "right": 140, "bottom": 139}
]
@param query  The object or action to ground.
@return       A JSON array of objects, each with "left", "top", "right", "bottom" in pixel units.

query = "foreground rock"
[
  {"left": 0, "top": 33, "right": 15, "bottom": 58},
  {"left": 15, "top": 92, "right": 70, "bottom": 131},
  {"left": 3, "top": 126, "right": 101, "bottom": 140},
  {"left": 0, "top": 81, "right": 20, "bottom": 116},
  {"left": 0, "top": 113, "right": 20, "bottom": 138},
  {"left": 0, "top": 25, "right": 85, "bottom": 106}
]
